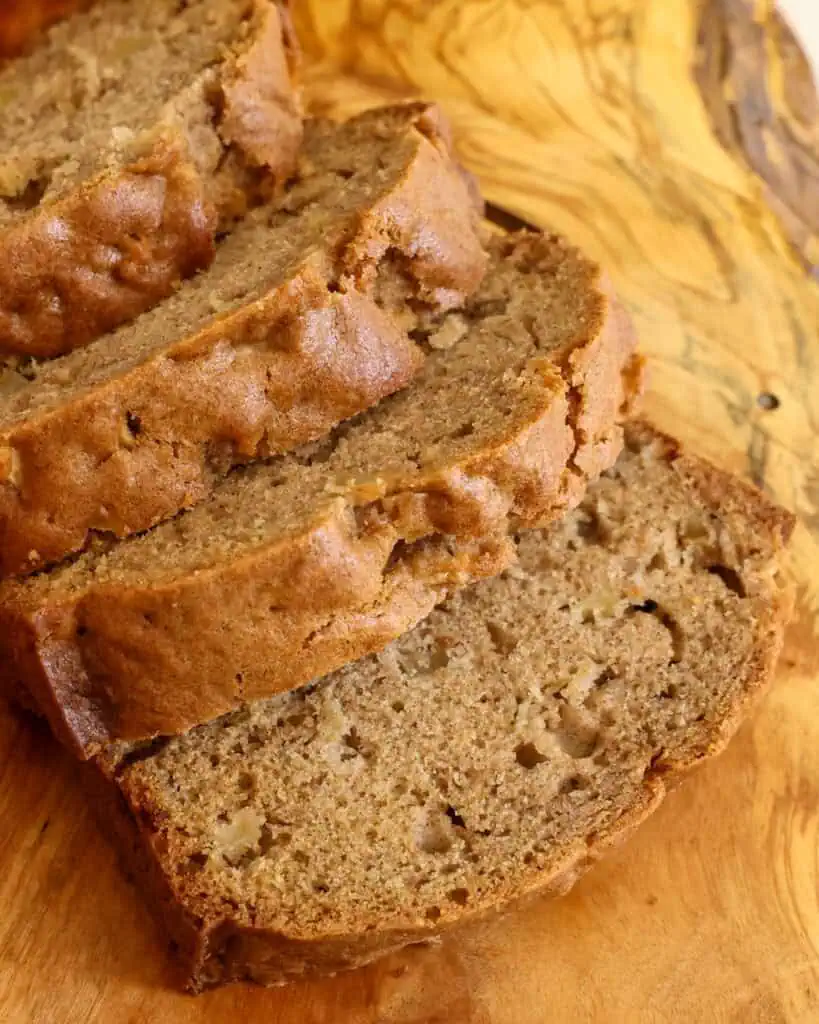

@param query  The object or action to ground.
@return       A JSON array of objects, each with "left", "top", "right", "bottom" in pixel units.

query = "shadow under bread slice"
[
  {"left": 0, "top": 0, "right": 302, "bottom": 360},
  {"left": 94, "top": 422, "right": 794, "bottom": 992},
  {"left": 0, "top": 231, "right": 643, "bottom": 757},
  {"left": 0, "top": 102, "right": 487, "bottom": 577}
]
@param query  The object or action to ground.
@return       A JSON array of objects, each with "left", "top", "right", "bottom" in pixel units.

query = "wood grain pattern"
[
  {"left": 696, "top": 0, "right": 819, "bottom": 278},
  {"left": 1, "top": 1, "right": 818, "bottom": 1021}
]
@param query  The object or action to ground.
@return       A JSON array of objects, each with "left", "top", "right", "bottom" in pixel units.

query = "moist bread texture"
[
  {"left": 0, "top": 231, "right": 641, "bottom": 756},
  {"left": 95, "top": 423, "right": 794, "bottom": 991},
  {"left": 0, "top": 103, "right": 487, "bottom": 576},
  {"left": 0, "top": 0, "right": 301, "bottom": 360}
]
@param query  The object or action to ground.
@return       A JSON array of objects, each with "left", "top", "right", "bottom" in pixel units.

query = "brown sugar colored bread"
[
  {"left": 0, "top": 231, "right": 642, "bottom": 757},
  {"left": 0, "top": 103, "right": 488, "bottom": 577},
  {"left": 94, "top": 423, "right": 794, "bottom": 991},
  {"left": 0, "top": 0, "right": 301, "bottom": 360}
]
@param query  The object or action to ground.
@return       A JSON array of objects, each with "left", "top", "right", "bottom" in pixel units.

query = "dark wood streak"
[
  {"left": 747, "top": 422, "right": 770, "bottom": 490},
  {"left": 484, "top": 203, "right": 540, "bottom": 234},
  {"left": 695, "top": 0, "right": 819, "bottom": 278}
]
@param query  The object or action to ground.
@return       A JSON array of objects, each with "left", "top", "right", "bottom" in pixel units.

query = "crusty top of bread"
[
  {"left": 0, "top": 0, "right": 302, "bottom": 359},
  {"left": 98, "top": 422, "right": 794, "bottom": 991},
  {"left": 0, "top": 0, "right": 93, "bottom": 60},
  {"left": 0, "top": 103, "right": 487, "bottom": 576},
  {"left": 0, "top": 231, "right": 641, "bottom": 756}
]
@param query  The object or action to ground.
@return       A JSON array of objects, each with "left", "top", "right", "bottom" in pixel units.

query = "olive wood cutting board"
[{"left": 1, "top": 0, "right": 818, "bottom": 1020}]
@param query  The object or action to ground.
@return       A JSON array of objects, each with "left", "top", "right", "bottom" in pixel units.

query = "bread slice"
[
  {"left": 93, "top": 423, "right": 794, "bottom": 991},
  {"left": 0, "top": 231, "right": 641, "bottom": 757},
  {"left": 0, "top": 0, "right": 301, "bottom": 360},
  {"left": 0, "top": 103, "right": 487, "bottom": 577}
]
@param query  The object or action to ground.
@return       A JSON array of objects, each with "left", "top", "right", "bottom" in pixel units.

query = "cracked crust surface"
[
  {"left": 0, "top": 0, "right": 302, "bottom": 360},
  {"left": 0, "top": 103, "right": 487, "bottom": 576},
  {"left": 0, "top": 231, "right": 642, "bottom": 757},
  {"left": 93, "top": 422, "right": 794, "bottom": 991}
]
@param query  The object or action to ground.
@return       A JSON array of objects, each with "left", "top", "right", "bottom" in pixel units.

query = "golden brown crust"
[
  {"left": 0, "top": 282, "right": 421, "bottom": 575},
  {"left": 0, "top": 103, "right": 487, "bottom": 577},
  {"left": 0, "top": 1, "right": 91, "bottom": 59},
  {"left": 0, "top": 0, "right": 301, "bottom": 360},
  {"left": 219, "top": 0, "right": 302, "bottom": 173},
  {"left": 90, "top": 422, "right": 794, "bottom": 992},
  {"left": 0, "top": 245, "right": 642, "bottom": 757},
  {"left": 0, "top": 138, "right": 217, "bottom": 361}
]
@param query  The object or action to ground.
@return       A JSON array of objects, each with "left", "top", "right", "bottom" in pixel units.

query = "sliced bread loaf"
[
  {"left": 0, "top": 231, "right": 642, "bottom": 757},
  {"left": 95, "top": 423, "right": 794, "bottom": 991},
  {"left": 0, "top": 103, "right": 487, "bottom": 577},
  {"left": 0, "top": 0, "right": 301, "bottom": 360}
]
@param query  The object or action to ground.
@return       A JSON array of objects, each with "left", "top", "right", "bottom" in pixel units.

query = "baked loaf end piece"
[
  {"left": 0, "top": 0, "right": 301, "bottom": 360},
  {"left": 94, "top": 423, "right": 794, "bottom": 991},
  {"left": 0, "top": 103, "right": 487, "bottom": 577},
  {"left": 0, "top": 230, "right": 642, "bottom": 756}
]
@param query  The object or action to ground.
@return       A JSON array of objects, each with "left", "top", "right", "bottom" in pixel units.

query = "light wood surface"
[{"left": 1, "top": 1, "right": 818, "bottom": 1021}]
